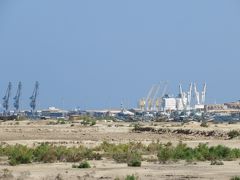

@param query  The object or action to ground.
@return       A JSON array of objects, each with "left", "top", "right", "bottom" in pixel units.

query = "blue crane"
[
  {"left": 2, "top": 82, "right": 12, "bottom": 114},
  {"left": 13, "top": 82, "right": 22, "bottom": 113},
  {"left": 30, "top": 81, "right": 39, "bottom": 113}
]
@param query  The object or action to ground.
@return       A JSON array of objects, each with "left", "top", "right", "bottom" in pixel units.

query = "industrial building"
[
  {"left": 139, "top": 82, "right": 207, "bottom": 113},
  {"left": 41, "top": 107, "right": 67, "bottom": 119}
]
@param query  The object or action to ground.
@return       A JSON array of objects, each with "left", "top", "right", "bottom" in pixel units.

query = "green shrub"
[
  {"left": 200, "top": 121, "right": 208, "bottom": 128},
  {"left": 57, "top": 119, "right": 67, "bottom": 124},
  {"left": 127, "top": 152, "right": 141, "bottom": 167},
  {"left": 8, "top": 145, "right": 33, "bottom": 166},
  {"left": 194, "top": 143, "right": 210, "bottom": 161},
  {"left": 128, "top": 158, "right": 141, "bottom": 167},
  {"left": 125, "top": 174, "right": 138, "bottom": 180},
  {"left": 90, "top": 120, "right": 96, "bottom": 126},
  {"left": 228, "top": 130, "right": 240, "bottom": 139},
  {"left": 157, "top": 145, "right": 173, "bottom": 163},
  {"left": 33, "top": 143, "right": 58, "bottom": 163},
  {"left": 64, "top": 146, "right": 95, "bottom": 162},
  {"left": 231, "top": 176, "right": 240, "bottom": 180},
  {"left": 133, "top": 123, "right": 141, "bottom": 131},
  {"left": 81, "top": 118, "right": 96, "bottom": 126}
]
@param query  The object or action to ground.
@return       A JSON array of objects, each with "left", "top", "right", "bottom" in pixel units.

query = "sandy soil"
[{"left": 0, "top": 120, "right": 240, "bottom": 180}]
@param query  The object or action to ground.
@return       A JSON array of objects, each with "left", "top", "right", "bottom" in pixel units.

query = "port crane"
[
  {"left": 13, "top": 82, "right": 22, "bottom": 113},
  {"left": 201, "top": 83, "right": 207, "bottom": 104},
  {"left": 193, "top": 82, "right": 207, "bottom": 108},
  {"left": 155, "top": 82, "right": 168, "bottom": 111},
  {"left": 2, "top": 82, "right": 12, "bottom": 114},
  {"left": 30, "top": 81, "right": 39, "bottom": 114},
  {"left": 145, "top": 85, "right": 155, "bottom": 111},
  {"left": 179, "top": 83, "right": 187, "bottom": 109},
  {"left": 187, "top": 83, "right": 192, "bottom": 107},
  {"left": 145, "top": 84, "right": 161, "bottom": 111},
  {"left": 194, "top": 83, "right": 200, "bottom": 105}
]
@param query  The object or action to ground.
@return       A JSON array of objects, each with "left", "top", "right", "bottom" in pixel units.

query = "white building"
[{"left": 162, "top": 97, "right": 177, "bottom": 111}]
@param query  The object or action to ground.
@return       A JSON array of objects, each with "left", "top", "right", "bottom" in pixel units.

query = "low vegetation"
[
  {"left": 230, "top": 176, "right": 240, "bottom": 180},
  {"left": 210, "top": 160, "right": 224, "bottom": 165},
  {"left": 0, "top": 168, "right": 14, "bottom": 179},
  {"left": 200, "top": 121, "right": 209, "bottom": 128},
  {"left": 1, "top": 141, "right": 240, "bottom": 166},
  {"left": 228, "top": 130, "right": 240, "bottom": 139},
  {"left": 72, "top": 161, "right": 91, "bottom": 169},
  {"left": 0, "top": 143, "right": 101, "bottom": 166},
  {"left": 125, "top": 174, "right": 138, "bottom": 180}
]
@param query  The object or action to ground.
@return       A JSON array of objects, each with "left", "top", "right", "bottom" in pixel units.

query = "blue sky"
[{"left": 0, "top": 0, "right": 240, "bottom": 110}]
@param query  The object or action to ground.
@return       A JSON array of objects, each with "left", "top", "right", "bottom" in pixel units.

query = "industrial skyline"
[{"left": 0, "top": 1, "right": 240, "bottom": 109}]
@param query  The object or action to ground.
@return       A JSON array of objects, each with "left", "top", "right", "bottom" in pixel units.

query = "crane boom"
[
  {"left": 30, "top": 81, "right": 39, "bottom": 113},
  {"left": 201, "top": 83, "right": 207, "bottom": 104},
  {"left": 187, "top": 83, "right": 192, "bottom": 107},
  {"left": 145, "top": 85, "right": 157, "bottom": 110},
  {"left": 194, "top": 83, "right": 200, "bottom": 105},
  {"left": 14, "top": 82, "right": 22, "bottom": 112},
  {"left": 2, "top": 82, "right": 12, "bottom": 114},
  {"left": 179, "top": 83, "right": 187, "bottom": 109}
]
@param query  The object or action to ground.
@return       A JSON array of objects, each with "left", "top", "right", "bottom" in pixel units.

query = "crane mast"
[
  {"left": 2, "top": 82, "right": 12, "bottom": 114},
  {"left": 30, "top": 81, "right": 39, "bottom": 114},
  {"left": 14, "top": 82, "right": 22, "bottom": 113}
]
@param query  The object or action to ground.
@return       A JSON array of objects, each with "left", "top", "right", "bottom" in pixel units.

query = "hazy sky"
[{"left": 0, "top": 0, "right": 240, "bottom": 110}]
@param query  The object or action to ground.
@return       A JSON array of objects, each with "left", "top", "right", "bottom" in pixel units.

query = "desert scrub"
[
  {"left": 97, "top": 142, "right": 144, "bottom": 163},
  {"left": 127, "top": 151, "right": 142, "bottom": 167},
  {"left": 228, "top": 130, "right": 240, "bottom": 139},
  {"left": 157, "top": 142, "right": 240, "bottom": 163},
  {"left": 210, "top": 160, "right": 224, "bottom": 165},
  {"left": 2, "top": 142, "right": 240, "bottom": 166},
  {"left": 81, "top": 119, "right": 96, "bottom": 126},
  {"left": 8, "top": 145, "right": 33, "bottom": 166},
  {"left": 0, "top": 169, "right": 14, "bottom": 179},
  {"left": 72, "top": 161, "right": 91, "bottom": 169},
  {"left": 157, "top": 144, "right": 174, "bottom": 163},
  {"left": 125, "top": 174, "right": 138, "bottom": 180},
  {"left": 33, "top": 143, "right": 58, "bottom": 163},
  {"left": 231, "top": 176, "right": 240, "bottom": 180},
  {"left": 200, "top": 121, "right": 208, "bottom": 128}
]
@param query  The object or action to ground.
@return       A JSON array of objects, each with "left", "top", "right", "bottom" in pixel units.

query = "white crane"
[
  {"left": 155, "top": 82, "right": 168, "bottom": 111},
  {"left": 194, "top": 83, "right": 200, "bottom": 105},
  {"left": 201, "top": 83, "right": 207, "bottom": 104},
  {"left": 145, "top": 85, "right": 155, "bottom": 111},
  {"left": 152, "top": 84, "right": 161, "bottom": 111},
  {"left": 187, "top": 83, "right": 192, "bottom": 107},
  {"left": 179, "top": 83, "right": 185, "bottom": 108}
]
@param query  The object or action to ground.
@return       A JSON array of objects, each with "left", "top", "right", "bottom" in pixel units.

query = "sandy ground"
[{"left": 1, "top": 120, "right": 240, "bottom": 179}]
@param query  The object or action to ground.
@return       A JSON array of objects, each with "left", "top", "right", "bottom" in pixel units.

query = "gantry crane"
[
  {"left": 13, "top": 82, "right": 22, "bottom": 113},
  {"left": 2, "top": 82, "right": 12, "bottom": 115},
  {"left": 30, "top": 81, "right": 39, "bottom": 114}
]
